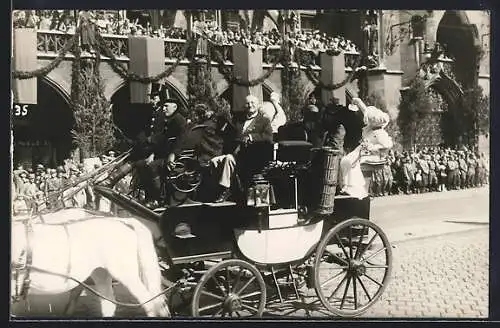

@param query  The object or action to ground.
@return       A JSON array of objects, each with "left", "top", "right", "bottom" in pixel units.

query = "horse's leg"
[
  {"left": 64, "top": 284, "right": 85, "bottom": 316},
  {"left": 90, "top": 268, "right": 116, "bottom": 317},
  {"left": 110, "top": 273, "right": 158, "bottom": 317}
]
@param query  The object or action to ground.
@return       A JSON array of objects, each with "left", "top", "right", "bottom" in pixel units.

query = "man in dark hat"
[
  {"left": 102, "top": 99, "right": 187, "bottom": 208},
  {"left": 142, "top": 99, "right": 187, "bottom": 205}
]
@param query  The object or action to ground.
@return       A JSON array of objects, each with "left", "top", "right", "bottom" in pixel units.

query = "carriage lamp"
[{"left": 247, "top": 180, "right": 270, "bottom": 207}]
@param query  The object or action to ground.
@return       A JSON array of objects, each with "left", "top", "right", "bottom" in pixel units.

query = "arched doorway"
[
  {"left": 437, "top": 11, "right": 479, "bottom": 89},
  {"left": 423, "top": 10, "right": 481, "bottom": 147},
  {"left": 111, "top": 82, "right": 188, "bottom": 142},
  {"left": 13, "top": 79, "right": 74, "bottom": 168}
]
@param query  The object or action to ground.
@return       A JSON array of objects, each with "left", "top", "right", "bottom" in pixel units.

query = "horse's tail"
[{"left": 125, "top": 219, "right": 170, "bottom": 317}]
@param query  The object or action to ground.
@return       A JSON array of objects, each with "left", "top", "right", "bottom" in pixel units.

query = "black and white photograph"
[{"left": 10, "top": 8, "right": 491, "bottom": 319}]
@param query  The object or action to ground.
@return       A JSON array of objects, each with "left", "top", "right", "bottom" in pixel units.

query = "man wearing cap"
[
  {"left": 417, "top": 154, "right": 430, "bottom": 193},
  {"left": 103, "top": 99, "right": 187, "bottom": 207},
  {"left": 141, "top": 99, "right": 188, "bottom": 205},
  {"left": 427, "top": 154, "right": 438, "bottom": 192},
  {"left": 458, "top": 152, "right": 468, "bottom": 189}
]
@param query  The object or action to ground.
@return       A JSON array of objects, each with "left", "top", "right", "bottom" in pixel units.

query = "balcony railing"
[{"left": 35, "top": 30, "right": 360, "bottom": 71}]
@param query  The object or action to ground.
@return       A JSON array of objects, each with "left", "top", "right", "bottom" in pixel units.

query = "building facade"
[{"left": 11, "top": 9, "right": 490, "bottom": 168}]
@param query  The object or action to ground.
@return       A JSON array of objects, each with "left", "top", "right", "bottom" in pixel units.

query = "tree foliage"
[
  {"left": 70, "top": 53, "right": 115, "bottom": 158},
  {"left": 187, "top": 49, "right": 230, "bottom": 121},
  {"left": 397, "top": 76, "right": 433, "bottom": 149},
  {"left": 462, "top": 85, "right": 490, "bottom": 145}
]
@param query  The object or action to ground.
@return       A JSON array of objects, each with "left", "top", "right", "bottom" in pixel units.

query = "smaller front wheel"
[
  {"left": 191, "top": 259, "right": 267, "bottom": 318},
  {"left": 314, "top": 218, "right": 392, "bottom": 317}
]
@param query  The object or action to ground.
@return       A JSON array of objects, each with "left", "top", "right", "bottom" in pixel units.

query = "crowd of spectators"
[
  {"left": 11, "top": 151, "right": 121, "bottom": 216},
  {"left": 13, "top": 9, "right": 359, "bottom": 53},
  {"left": 370, "top": 146, "right": 489, "bottom": 197}
]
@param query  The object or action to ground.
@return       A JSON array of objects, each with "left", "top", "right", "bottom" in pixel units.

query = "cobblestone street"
[{"left": 362, "top": 227, "right": 489, "bottom": 318}]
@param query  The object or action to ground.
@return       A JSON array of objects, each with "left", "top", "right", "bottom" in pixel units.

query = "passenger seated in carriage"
[
  {"left": 210, "top": 95, "right": 273, "bottom": 203},
  {"left": 102, "top": 99, "right": 187, "bottom": 207}
]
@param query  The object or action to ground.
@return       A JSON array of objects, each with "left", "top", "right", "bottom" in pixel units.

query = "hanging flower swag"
[
  {"left": 301, "top": 52, "right": 361, "bottom": 91},
  {"left": 12, "top": 25, "right": 82, "bottom": 79},
  {"left": 11, "top": 23, "right": 194, "bottom": 83},
  {"left": 95, "top": 32, "right": 196, "bottom": 83}
]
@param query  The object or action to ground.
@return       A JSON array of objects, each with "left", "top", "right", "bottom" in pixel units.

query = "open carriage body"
[{"left": 92, "top": 139, "right": 393, "bottom": 318}]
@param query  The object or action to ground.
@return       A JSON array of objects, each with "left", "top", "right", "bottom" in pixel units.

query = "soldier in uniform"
[
  {"left": 417, "top": 154, "right": 430, "bottom": 193},
  {"left": 427, "top": 154, "right": 438, "bottom": 192},
  {"left": 458, "top": 152, "right": 468, "bottom": 189}
]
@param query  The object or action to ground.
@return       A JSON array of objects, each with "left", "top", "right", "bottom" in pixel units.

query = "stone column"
[
  {"left": 232, "top": 43, "right": 263, "bottom": 112},
  {"left": 12, "top": 28, "right": 38, "bottom": 104},
  {"left": 320, "top": 52, "right": 346, "bottom": 106},
  {"left": 128, "top": 36, "right": 166, "bottom": 103}
]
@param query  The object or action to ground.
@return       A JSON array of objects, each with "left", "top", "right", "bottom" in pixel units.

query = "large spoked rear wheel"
[
  {"left": 191, "top": 259, "right": 267, "bottom": 318},
  {"left": 314, "top": 218, "right": 392, "bottom": 317}
]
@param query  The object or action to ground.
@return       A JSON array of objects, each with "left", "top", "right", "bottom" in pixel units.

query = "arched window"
[{"left": 411, "top": 15, "right": 425, "bottom": 39}]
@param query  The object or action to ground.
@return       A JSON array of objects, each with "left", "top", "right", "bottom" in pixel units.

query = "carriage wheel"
[
  {"left": 314, "top": 218, "right": 392, "bottom": 317},
  {"left": 191, "top": 259, "right": 266, "bottom": 318}
]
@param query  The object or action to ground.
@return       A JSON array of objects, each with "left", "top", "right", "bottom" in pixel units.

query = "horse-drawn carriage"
[{"left": 89, "top": 135, "right": 393, "bottom": 318}]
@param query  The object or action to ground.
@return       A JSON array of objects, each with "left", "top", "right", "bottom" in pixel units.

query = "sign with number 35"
[{"left": 13, "top": 104, "right": 29, "bottom": 117}]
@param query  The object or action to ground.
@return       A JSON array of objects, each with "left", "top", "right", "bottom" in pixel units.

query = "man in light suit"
[{"left": 211, "top": 95, "right": 273, "bottom": 203}]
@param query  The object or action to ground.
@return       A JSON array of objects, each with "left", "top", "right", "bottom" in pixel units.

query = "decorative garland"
[
  {"left": 12, "top": 25, "right": 82, "bottom": 79},
  {"left": 301, "top": 53, "right": 360, "bottom": 91},
  {"left": 95, "top": 31, "right": 195, "bottom": 83},
  {"left": 207, "top": 34, "right": 286, "bottom": 87}
]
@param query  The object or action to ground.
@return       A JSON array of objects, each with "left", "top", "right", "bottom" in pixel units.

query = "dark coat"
[
  {"left": 150, "top": 111, "right": 187, "bottom": 159},
  {"left": 173, "top": 118, "right": 225, "bottom": 166},
  {"left": 227, "top": 112, "right": 273, "bottom": 182},
  {"left": 323, "top": 104, "right": 364, "bottom": 153},
  {"left": 225, "top": 112, "right": 273, "bottom": 154}
]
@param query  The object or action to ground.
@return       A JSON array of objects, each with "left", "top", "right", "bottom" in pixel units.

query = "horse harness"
[{"left": 11, "top": 217, "right": 74, "bottom": 303}]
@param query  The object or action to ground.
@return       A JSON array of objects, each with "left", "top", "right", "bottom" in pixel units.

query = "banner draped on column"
[
  {"left": 320, "top": 52, "right": 346, "bottom": 106},
  {"left": 232, "top": 44, "right": 263, "bottom": 111},
  {"left": 128, "top": 36, "right": 166, "bottom": 103},
  {"left": 12, "top": 28, "right": 38, "bottom": 104}
]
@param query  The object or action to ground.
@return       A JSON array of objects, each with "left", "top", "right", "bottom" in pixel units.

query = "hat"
[
  {"left": 56, "top": 166, "right": 65, "bottom": 173},
  {"left": 36, "top": 164, "right": 44, "bottom": 170},
  {"left": 174, "top": 223, "right": 196, "bottom": 239}
]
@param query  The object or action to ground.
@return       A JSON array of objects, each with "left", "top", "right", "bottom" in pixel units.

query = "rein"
[
  {"left": 16, "top": 264, "right": 180, "bottom": 308},
  {"left": 11, "top": 217, "right": 177, "bottom": 309}
]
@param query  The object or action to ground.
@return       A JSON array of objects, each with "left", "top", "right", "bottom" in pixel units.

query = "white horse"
[{"left": 11, "top": 209, "right": 170, "bottom": 317}]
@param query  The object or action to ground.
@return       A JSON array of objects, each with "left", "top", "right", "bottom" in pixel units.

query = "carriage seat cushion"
[{"left": 277, "top": 140, "right": 313, "bottom": 163}]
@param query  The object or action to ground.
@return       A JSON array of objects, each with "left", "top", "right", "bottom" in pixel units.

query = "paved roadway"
[{"left": 11, "top": 187, "right": 490, "bottom": 319}]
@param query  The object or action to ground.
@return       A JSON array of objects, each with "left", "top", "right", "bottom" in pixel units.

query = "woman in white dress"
[{"left": 338, "top": 98, "right": 393, "bottom": 199}]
